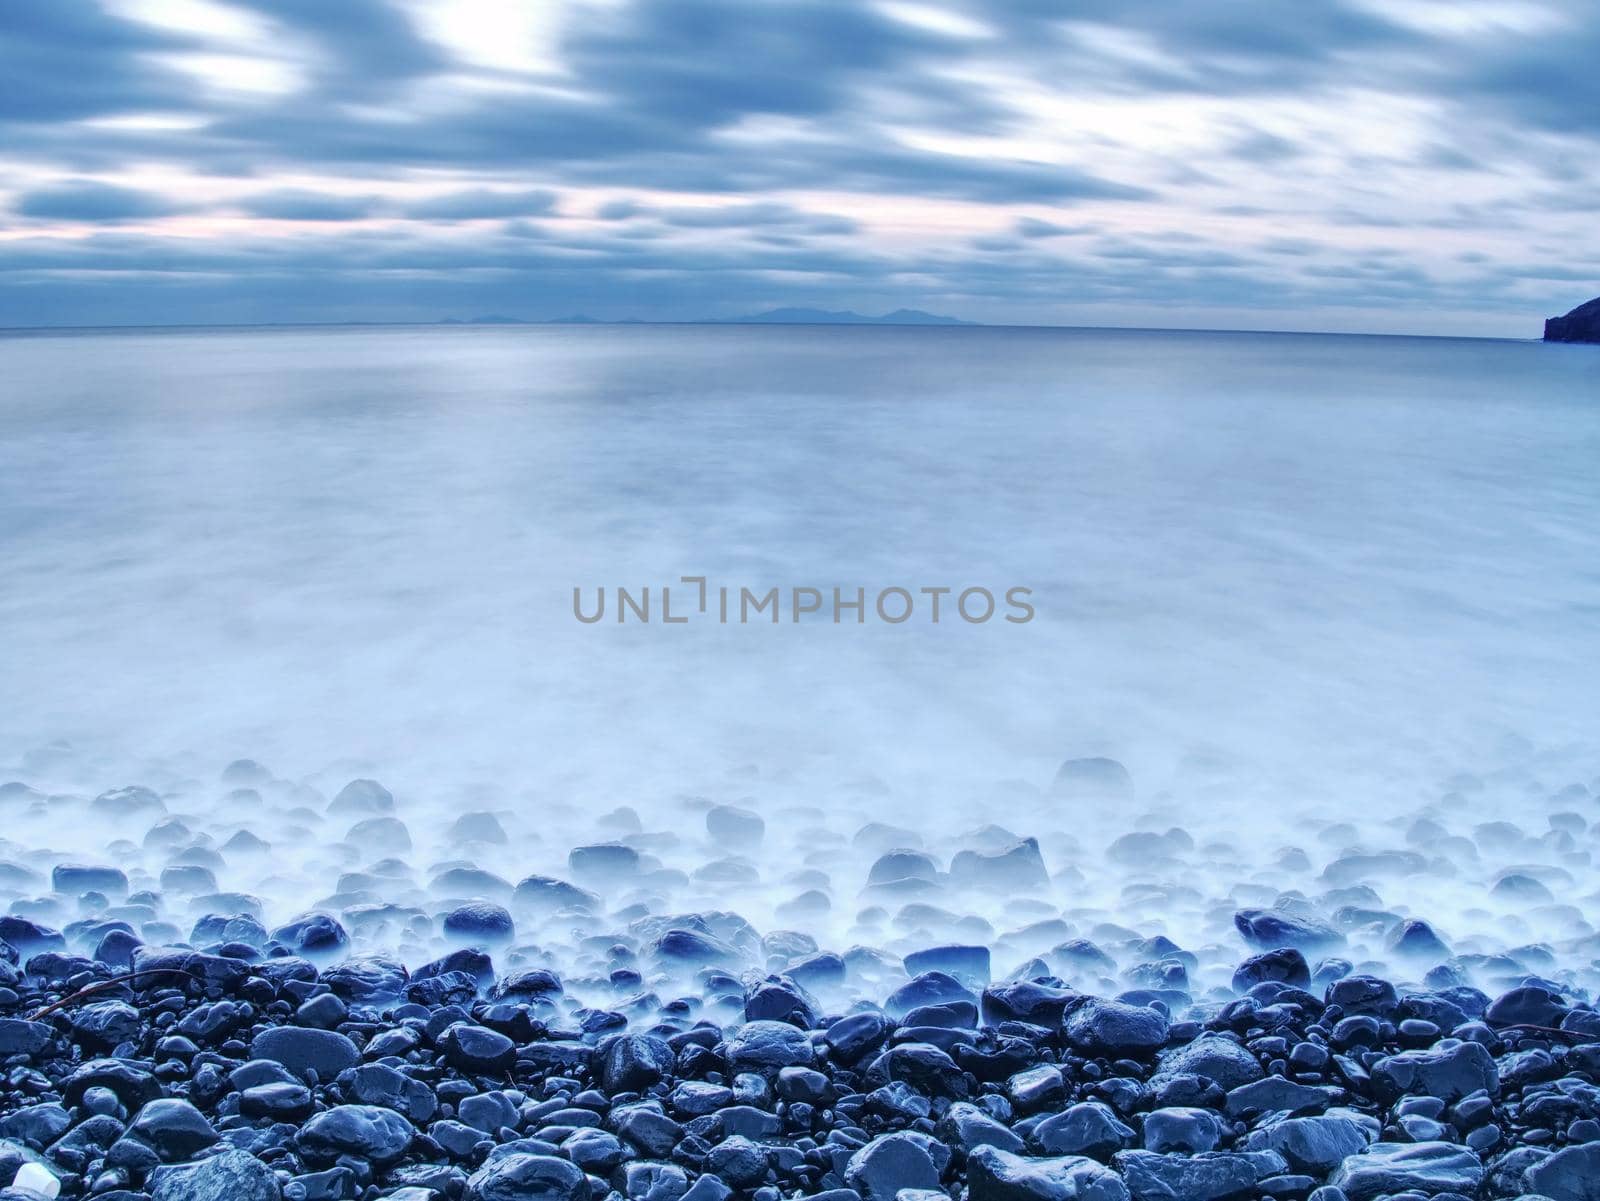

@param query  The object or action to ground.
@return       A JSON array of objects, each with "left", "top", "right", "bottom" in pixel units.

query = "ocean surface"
[{"left": 1, "top": 324, "right": 1598, "bottom": 965}]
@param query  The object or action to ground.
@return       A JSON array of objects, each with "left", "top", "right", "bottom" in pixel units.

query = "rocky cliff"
[{"left": 1544, "top": 295, "right": 1600, "bottom": 342}]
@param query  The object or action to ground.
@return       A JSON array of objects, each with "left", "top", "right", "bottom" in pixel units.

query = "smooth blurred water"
[{"left": 2, "top": 323, "right": 1598, "bottom": 828}]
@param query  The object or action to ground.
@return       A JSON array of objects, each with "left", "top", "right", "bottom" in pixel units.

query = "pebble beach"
[{"left": 1, "top": 744, "right": 1598, "bottom": 1201}]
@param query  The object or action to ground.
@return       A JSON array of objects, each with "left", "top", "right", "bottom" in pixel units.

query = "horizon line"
[{"left": 0, "top": 317, "right": 1548, "bottom": 345}]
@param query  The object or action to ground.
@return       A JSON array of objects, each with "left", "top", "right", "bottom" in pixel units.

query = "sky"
[{"left": 2, "top": 0, "right": 1598, "bottom": 335}]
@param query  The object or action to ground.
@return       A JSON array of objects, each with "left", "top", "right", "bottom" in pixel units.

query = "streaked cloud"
[{"left": 0, "top": 0, "right": 1596, "bottom": 333}]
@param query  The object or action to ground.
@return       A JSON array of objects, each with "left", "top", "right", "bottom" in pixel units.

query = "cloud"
[
  {"left": 1226, "top": 128, "right": 1302, "bottom": 163},
  {"left": 12, "top": 179, "right": 185, "bottom": 222},
  {"left": 221, "top": 0, "right": 447, "bottom": 96},
  {"left": 0, "top": 0, "right": 1594, "bottom": 333},
  {"left": 237, "top": 190, "right": 384, "bottom": 221},
  {"left": 630, "top": 201, "right": 858, "bottom": 235},
  {"left": 557, "top": 0, "right": 947, "bottom": 128},
  {"left": 1015, "top": 217, "right": 1094, "bottom": 239},
  {"left": 399, "top": 189, "right": 559, "bottom": 220},
  {"left": 1447, "top": 7, "right": 1600, "bottom": 137},
  {"left": 0, "top": 1, "right": 198, "bottom": 125}
]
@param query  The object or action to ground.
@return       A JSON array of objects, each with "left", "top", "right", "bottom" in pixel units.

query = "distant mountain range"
[
  {"left": 719, "top": 307, "right": 975, "bottom": 326},
  {"left": 439, "top": 308, "right": 976, "bottom": 327}
]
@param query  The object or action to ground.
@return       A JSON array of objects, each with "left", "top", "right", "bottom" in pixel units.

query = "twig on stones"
[{"left": 26, "top": 967, "right": 203, "bottom": 1022}]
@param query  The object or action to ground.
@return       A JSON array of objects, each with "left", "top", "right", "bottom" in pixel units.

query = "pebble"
[{"left": 0, "top": 752, "right": 1596, "bottom": 1201}]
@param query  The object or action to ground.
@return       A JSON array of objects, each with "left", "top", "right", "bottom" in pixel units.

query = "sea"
[{"left": 1, "top": 323, "right": 1597, "bottom": 956}]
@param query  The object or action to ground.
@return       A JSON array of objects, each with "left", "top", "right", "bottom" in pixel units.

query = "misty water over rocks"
[{"left": 2, "top": 325, "right": 1599, "bottom": 1198}]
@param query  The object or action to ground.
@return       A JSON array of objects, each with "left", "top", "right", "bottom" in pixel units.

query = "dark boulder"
[
  {"left": 1063, "top": 996, "right": 1169, "bottom": 1056},
  {"left": 1328, "top": 1140, "right": 1482, "bottom": 1201},
  {"left": 1232, "top": 948, "right": 1310, "bottom": 992},
  {"left": 1234, "top": 907, "right": 1343, "bottom": 952},
  {"left": 125, "top": 1099, "right": 219, "bottom": 1161},
  {"left": 297, "top": 1104, "right": 413, "bottom": 1164},
  {"left": 598, "top": 1034, "right": 676, "bottom": 1091},
  {"left": 149, "top": 1148, "right": 279, "bottom": 1201},
  {"left": 249, "top": 1026, "right": 359, "bottom": 1082}
]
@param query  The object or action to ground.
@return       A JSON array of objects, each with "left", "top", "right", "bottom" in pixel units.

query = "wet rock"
[
  {"left": 270, "top": 912, "right": 349, "bottom": 958},
  {"left": 1051, "top": 757, "right": 1134, "bottom": 800},
  {"left": 885, "top": 971, "right": 978, "bottom": 1018},
  {"left": 1245, "top": 1115, "right": 1373, "bottom": 1174},
  {"left": 1328, "top": 1141, "right": 1482, "bottom": 1201},
  {"left": 904, "top": 944, "right": 990, "bottom": 987},
  {"left": 705, "top": 1134, "right": 767, "bottom": 1189},
  {"left": 706, "top": 805, "right": 764, "bottom": 848},
  {"left": 125, "top": 1099, "right": 218, "bottom": 1161},
  {"left": 599, "top": 1034, "right": 677, "bottom": 1091},
  {"left": 1031, "top": 1102, "right": 1135, "bottom": 1159},
  {"left": 1114, "top": 1150, "right": 1285, "bottom": 1201},
  {"left": 726, "top": 1021, "right": 814, "bottom": 1073},
  {"left": 1485, "top": 984, "right": 1567, "bottom": 1028},
  {"left": 1232, "top": 949, "right": 1310, "bottom": 992},
  {"left": 443, "top": 901, "right": 516, "bottom": 944},
  {"left": 868, "top": 849, "right": 941, "bottom": 887},
  {"left": 950, "top": 839, "right": 1050, "bottom": 891},
  {"left": 440, "top": 1023, "right": 516, "bottom": 1074},
  {"left": 1370, "top": 1040, "right": 1498, "bottom": 1103},
  {"left": 51, "top": 864, "right": 129, "bottom": 898},
  {"left": 651, "top": 928, "right": 744, "bottom": 971},
  {"left": 0, "top": 1020, "right": 53, "bottom": 1058},
  {"left": 328, "top": 778, "right": 394, "bottom": 816},
  {"left": 61, "top": 1058, "right": 165, "bottom": 1111},
  {"left": 464, "top": 1152, "right": 588, "bottom": 1201},
  {"left": 1008, "top": 1065, "right": 1068, "bottom": 1112},
  {"left": 968, "top": 1145, "right": 1130, "bottom": 1201},
  {"left": 864, "top": 1043, "right": 967, "bottom": 1098},
  {"left": 512, "top": 875, "right": 601, "bottom": 914},
  {"left": 743, "top": 975, "right": 820, "bottom": 1027},
  {"left": 249, "top": 1026, "right": 359, "bottom": 1081},
  {"left": 844, "top": 1132, "right": 947, "bottom": 1201},
  {"left": 1524, "top": 1142, "right": 1600, "bottom": 1201},
  {"left": 823, "top": 1012, "right": 893, "bottom": 1065},
  {"left": 297, "top": 1104, "right": 414, "bottom": 1164},
  {"left": 0, "top": 1104, "right": 70, "bottom": 1148},
  {"left": 323, "top": 955, "right": 407, "bottom": 1003},
  {"left": 983, "top": 981, "right": 1074, "bottom": 1026},
  {"left": 1387, "top": 919, "right": 1450, "bottom": 960},
  {"left": 148, "top": 1148, "right": 280, "bottom": 1201},
  {"left": 1154, "top": 1033, "right": 1263, "bottom": 1090},
  {"left": 939, "top": 1101, "right": 1025, "bottom": 1154},
  {"left": 569, "top": 842, "right": 642, "bottom": 881},
  {"left": 1234, "top": 907, "right": 1344, "bottom": 952},
  {"left": 1063, "top": 997, "right": 1169, "bottom": 1056},
  {"left": 0, "top": 918, "right": 65, "bottom": 957},
  {"left": 1142, "top": 1107, "right": 1224, "bottom": 1154},
  {"left": 450, "top": 811, "right": 508, "bottom": 844}
]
